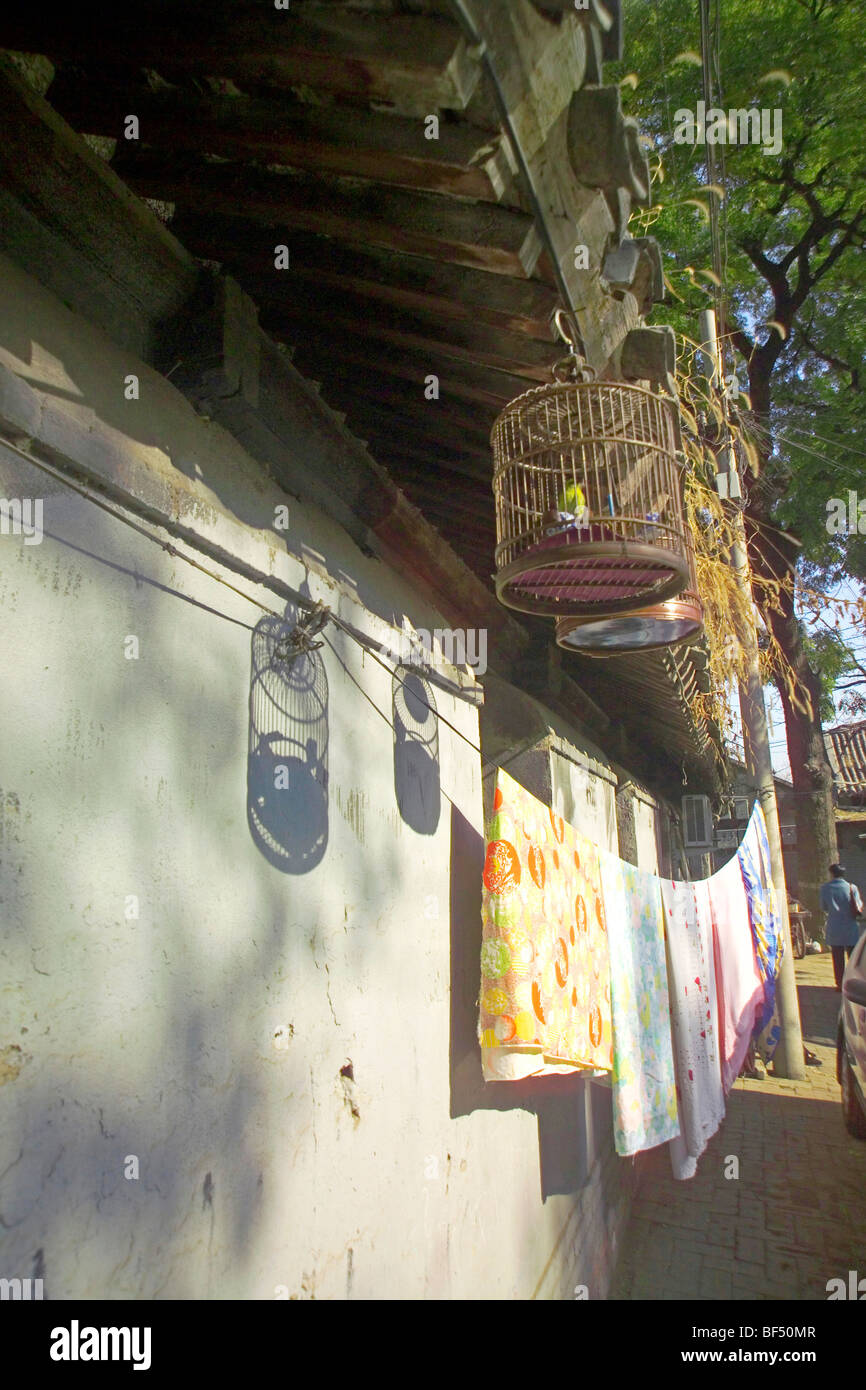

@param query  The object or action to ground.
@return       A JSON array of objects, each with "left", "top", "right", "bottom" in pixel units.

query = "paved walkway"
[{"left": 610, "top": 949, "right": 866, "bottom": 1300}]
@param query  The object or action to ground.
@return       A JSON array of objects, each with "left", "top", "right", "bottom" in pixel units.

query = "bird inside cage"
[{"left": 539, "top": 475, "right": 616, "bottom": 542}]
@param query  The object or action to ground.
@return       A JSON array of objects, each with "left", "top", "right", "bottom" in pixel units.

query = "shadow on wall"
[
  {"left": 392, "top": 668, "right": 440, "bottom": 836},
  {"left": 247, "top": 608, "right": 329, "bottom": 873}
]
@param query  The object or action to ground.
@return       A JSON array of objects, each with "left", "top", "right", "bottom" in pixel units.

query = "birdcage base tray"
[
  {"left": 555, "top": 596, "right": 704, "bottom": 656},
  {"left": 495, "top": 540, "right": 689, "bottom": 618}
]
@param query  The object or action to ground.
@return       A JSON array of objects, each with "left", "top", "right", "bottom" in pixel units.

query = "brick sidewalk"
[{"left": 610, "top": 949, "right": 866, "bottom": 1300}]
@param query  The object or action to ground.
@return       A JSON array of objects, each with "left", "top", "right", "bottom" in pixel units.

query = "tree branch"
[{"left": 795, "top": 320, "right": 861, "bottom": 388}]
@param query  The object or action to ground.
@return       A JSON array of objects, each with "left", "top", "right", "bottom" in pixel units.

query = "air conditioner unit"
[
  {"left": 716, "top": 828, "right": 740, "bottom": 850},
  {"left": 682, "top": 794, "right": 713, "bottom": 848},
  {"left": 732, "top": 796, "right": 751, "bottom": 822}
]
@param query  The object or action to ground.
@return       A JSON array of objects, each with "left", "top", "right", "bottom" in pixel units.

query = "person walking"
[{"left": 819, "top": 863, "right": 864, "bottom": 990}]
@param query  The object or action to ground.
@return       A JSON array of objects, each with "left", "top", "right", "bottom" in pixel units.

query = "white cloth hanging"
[{"left": 662, "top": 878, "right": 726, "bottom": 1179}]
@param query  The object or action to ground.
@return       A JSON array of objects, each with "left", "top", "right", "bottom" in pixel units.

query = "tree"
[{"left": 614, "top": 0, "right": 866, "bottom": 915}]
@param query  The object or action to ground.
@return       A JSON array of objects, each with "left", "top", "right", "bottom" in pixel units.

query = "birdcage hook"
[{"left": 552, "top": 308, "right": 596, "bottom": 384}]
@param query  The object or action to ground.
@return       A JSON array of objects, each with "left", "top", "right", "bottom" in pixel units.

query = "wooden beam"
[
  {"left": 392, "top": 487, "right": 496, "bottom": 533},
  {"left": 334, "top": 394, "right": 494, "bottom": 452},
  {"left": 286, "top": 342, "right": 520, "bottom": 416},
  {"left": 172, "top": 214, "right": 560, "bottom": 340},
  {"left": 166, "top": 221, "right": 554, "bottom": 365},
  {"left": 334, "top": 405, "right": 494, "bottom": 464},
  {"left": 285, "top": 359, "right": 497, "bottom": 445},
  {"left": 376, "top": 443, "right": 492, "bottom": 486},
  {"left": 243, "top": 282, "right": 556, "bottom": 385},
  {"left": 374, "top": 440, "right": 494, "bottom": 484},
  {"left": 0, "top": 57, "right": 199, "bottom": 360},
  {"left": 262, "top": 301, "right": 554, "bottom": 385},
  {"left": 162, "top": 272, "right": 530, "bottom": 661},
  {"left": 0, "top": 5, "right": 482, "bottom": 113},
  {"left": 389, "top": 467, "right": 494, "bottom": 511},
  {"left": 113, "top": 153, "right": 543, "bottom": 279},
  {"left": 319, "top": 348, "right": 523, "bottom": 414},
  {"left": 460, "top": 0, "right": 589, "bottom": 163},
  {"left": 252, "top": 273, "right": 557, "bottom": 373},
  {"left": 48, "top": 75, "right": 516, "bottom": 203},
  {"left": 277, "top": 345, "right": 503, "bottom": 428}
]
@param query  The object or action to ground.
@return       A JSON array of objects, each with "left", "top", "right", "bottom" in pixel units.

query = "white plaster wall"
[
  {"left": 633, "top": 796, "right": 661, "bottom": 875},
  {"left": 551, "top": 752, "right": 618, "bottom": 853},
  {"left": 0, "top": 264, "right": 631, "bottom": 1300}
]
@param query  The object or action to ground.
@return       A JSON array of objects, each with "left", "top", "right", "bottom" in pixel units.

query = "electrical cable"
[
  {"left": 772, "top": 431, "right": 866, "bottom": 481},
  {"left": 783, "top": 423, "right": 866, "bottom": 464},
  {"left": 0, "top": 431, "right": 485, "bottom": 756},
  {"left": 731, "top": 398, "right": 865, "bottom": 483}
]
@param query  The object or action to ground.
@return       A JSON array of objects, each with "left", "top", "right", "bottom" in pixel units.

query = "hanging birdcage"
[
  {"left": 491, "top": 319, "right": 690, "bottom": 617},
  {"left": 555, "top": 523, "right": 704, "bottom": 656}
]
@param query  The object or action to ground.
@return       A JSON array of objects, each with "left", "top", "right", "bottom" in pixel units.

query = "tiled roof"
[{"left": 825, "top": 720, "right": 866, "bottom": 800}]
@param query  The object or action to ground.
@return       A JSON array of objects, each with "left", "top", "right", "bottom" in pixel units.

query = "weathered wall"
[
  {"left": 0, "top": 254, "right": 638, "bottom": 1300},
  {"left": 837, "top": 822, "right": 866, "bottom": 904}
]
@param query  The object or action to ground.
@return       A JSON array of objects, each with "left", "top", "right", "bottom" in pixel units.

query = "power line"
[
  {"left": 784, "top": 423, "right": 866, "bottom": 465},
  {"left": 773, "top": 431, "right": 866, "bottom": 482},
  {"left": 1, "top": 432, "right": 485, "bottom": 758}
]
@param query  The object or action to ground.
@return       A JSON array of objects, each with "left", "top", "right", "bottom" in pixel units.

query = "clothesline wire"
[{"left": 2, "top": 433, "right": 484, "bottom": 757}]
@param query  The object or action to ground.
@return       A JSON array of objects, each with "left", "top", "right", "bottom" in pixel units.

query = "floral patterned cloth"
[
  {"left": 478, "top": 768, "right": 613, "bottom": 1080},
  {"left": 737, "top": 803, "right": 784, "bottom": 1062},
  {"left": 599, "top": 850, "right": 680, "bottom": 1156},
  {"left": 661, "top": 879, "right": 725, "bottom": 1179},
  {"left": 705, "top": 851, "right": 764, "bottom": 1093}
]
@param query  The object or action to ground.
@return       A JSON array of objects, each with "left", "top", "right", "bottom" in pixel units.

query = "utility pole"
[{"left": 699, "top": 308, "right": 805, "bottom": 1080}]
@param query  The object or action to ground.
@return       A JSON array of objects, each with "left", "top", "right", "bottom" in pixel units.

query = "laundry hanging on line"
[
  {"left": 737, "top": 802, "right": 786, "bottom": 1064},
  {"left": 478, "top": 767, "right": 613, "bottom": 1082},
  {"left": 478, "top": 766, "right": 779, "bottom": 1175},
  {"left": 706, "top": 849, "right": 765, "bottom": 1095},
  {"left": 599, "top": 849, "right": 680, "bottom": 1157},
  {"left": 661, "top": 877, "right": 725, "bottom": 1180}
]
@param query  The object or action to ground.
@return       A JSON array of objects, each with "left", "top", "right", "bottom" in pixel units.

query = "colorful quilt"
[
  {"left": 599, "top": 851, "right": 680, "bottom": 1156},
  {"left": 479, "top": 767, "right": 613, "bottom": 1079},
  {"left": 705, "top": 853, "right": 764, "bottom": 1093},
  {"left": 737, "top": 802, "right": 784, "bottom": 1062},
  {"left": 661, "top": 878, "right": 725, "bottom": 1180}
]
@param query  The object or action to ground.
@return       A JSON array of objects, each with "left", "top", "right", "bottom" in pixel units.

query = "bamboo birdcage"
[
  {"left": 491, "top": 338, "right": 690, "bottom": 618},
  {"left": 555, "top": 522, "right": 704, "bottom": 656}
]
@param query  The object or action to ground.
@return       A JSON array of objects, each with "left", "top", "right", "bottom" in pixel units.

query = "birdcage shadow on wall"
[
  {"left": 247, "top": 610, "right": 329, "bottom": 874},
  {"left": 491, "top": 356, "right": 690, "bottom": 618},
  {"left": 393, "top": 668, "right": 440, "bottom": 835}
]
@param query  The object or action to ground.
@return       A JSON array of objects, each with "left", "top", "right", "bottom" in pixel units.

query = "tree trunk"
[{"left": 746, "top": 519, "right": 838, "bottom": 925}]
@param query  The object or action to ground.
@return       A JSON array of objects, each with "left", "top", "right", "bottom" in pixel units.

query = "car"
[{"left": 837, "top": 932, "right": 866, "bottom": 1139}]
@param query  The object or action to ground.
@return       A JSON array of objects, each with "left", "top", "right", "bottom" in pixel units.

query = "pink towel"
[{"left": 698, "top": 856, "right": 763, "bottom": 1094}]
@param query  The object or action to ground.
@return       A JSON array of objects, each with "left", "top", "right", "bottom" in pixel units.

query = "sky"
[{"left": 765, "top": 575, "right": 864, "bottom": 782}]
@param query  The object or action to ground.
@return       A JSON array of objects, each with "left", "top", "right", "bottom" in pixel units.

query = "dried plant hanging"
[{"left": 673, "top": 331, "right": 838, "bottom": 756}]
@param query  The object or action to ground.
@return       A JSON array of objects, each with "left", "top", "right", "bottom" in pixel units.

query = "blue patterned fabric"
[
  {"left": 737, "top": 803, "right": 784, "bottom": 1060},
  {"left": 599, "top": 850, "right": 680, "bottom": 1156}
]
